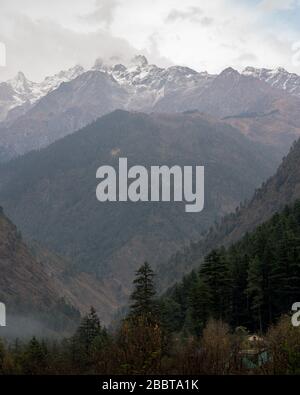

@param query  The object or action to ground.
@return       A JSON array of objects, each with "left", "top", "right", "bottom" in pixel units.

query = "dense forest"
[
  {"left": 161, "top": 200, "right": 300, "bottom": 334},
  {"left": 0, "top": 202, "right": 300, "bottom": 374}
]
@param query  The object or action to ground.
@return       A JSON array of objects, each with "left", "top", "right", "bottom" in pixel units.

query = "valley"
[
  {"left": 0, "top": 109, "right": 280, "bottom": 322},
  {"left": 1, "top": 56, "right": 300, "bottom": 326}
]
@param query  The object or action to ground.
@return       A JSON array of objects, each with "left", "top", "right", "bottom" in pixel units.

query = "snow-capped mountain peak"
[
  {"left": 0, "top": 64, "right": 86, "bottom": 121},
  {"left": 130, "top": 54, "right": 148, "bottom": 68},
  {"left": 39, "top": 65, "right": 85, "bottom": 96},
  {"left": 0, "top": 55, "right": 217, "bottom": 121},
  {"left": 2, "top": 57, "right": 300, "bottom": 126},
  {"left": 7, "top": 64, "right": 85, "bottom": 101},
  {"left": 10, "top": 71, "right": 27, "bottom": 87},
  {"left": 242, "top": 66, "right": 300, "bottom": 97},
  {"left": 92, "top": 55, "right": 214, "bottom": 93},
  {"left": 8, "top": 72, "right": 35, "bottom": 95}
]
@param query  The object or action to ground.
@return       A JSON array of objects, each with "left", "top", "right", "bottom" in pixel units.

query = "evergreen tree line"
[{"left": 161, "top": 200, "right": 300, "bottom": 334}]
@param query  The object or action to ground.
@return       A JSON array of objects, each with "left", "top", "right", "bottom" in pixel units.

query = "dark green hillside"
[
  {"left": 0, "top": 110, "right": 279, "bottom": 319},
  {"left": 158, "top": 136, "right": 300, "bottom": 289},
  {"left": 161, "top": 200, "right": 300, "bottom": 333},
  {"left": 0, "top": 208, "right": 80, "bottom": 337}
]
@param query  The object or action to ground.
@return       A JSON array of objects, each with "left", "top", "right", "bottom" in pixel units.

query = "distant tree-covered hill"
[{"left": 158, "top": 136, "right": 300, "bottom": 290}]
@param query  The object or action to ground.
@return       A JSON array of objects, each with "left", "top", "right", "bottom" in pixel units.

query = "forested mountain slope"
[
  {"left": 0, "top": 110, "right": 279, "bottom": 320},
  {"left": 161, "top": 200, "right": 300, "bottom": 333},
  {"left": 158, "top": 136, "right": 300, "bottom": 290},
  {"left": 0, "top": 208, "right": 80, "bottom": 337}
]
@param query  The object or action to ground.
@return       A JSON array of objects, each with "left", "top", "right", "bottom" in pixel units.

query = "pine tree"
[
  {"left": 76, "top": 307, "right": 102, "bottom": 352},
  {"left": 228, "top": 250, "right": 250, "bottom": 328},
  {"left": 130, "top": 262, "right": 157, "bottom": 318},
  {"left": 200, "top": 249, "right": 230, "bottom": 320},
  {"left": 246, "top": 256, "right": 264, "bottom": 332},
  {"left": 22, "top": 337, "right": 48, "bottom": 374},
  {"left": 189, "top": 276, "right": 211, "bottom": 334}
]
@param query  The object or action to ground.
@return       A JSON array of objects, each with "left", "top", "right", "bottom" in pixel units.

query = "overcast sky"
[{"left": 1, "top": 0, "right": 300, "bottom": 82}]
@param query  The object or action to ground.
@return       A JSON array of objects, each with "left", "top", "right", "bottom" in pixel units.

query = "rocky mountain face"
[
  {"left": 157, "top": 134, "right": 300, "bottom": 290},
  {"left": 94, "top": 55, "right": 215, "bottom": 112},
  {"left": 1, "top": 57, "right": 300, "bottom": 161},
  {"left": 0, "top": 66, "right": 85, "bottom": 122},
  {"left": 0, "top": 205, "right": 125, "bottom": 331},
  {"left": 0, "top": 70, "right": 128, "bottom": 159},
  {"left": 0, "top": 110, "right": 281, "bottom": 320},
  {"left": 153, "top": 66, "right": 280, "bottom": 116},
  {"left": 243, "top": 66, "right": 300, "bottom": 98},
  {"left": 0, "top": 207, "right": 81, "bottom": 336},
  {"left": 0, "top": 207, "right": 56, "bottom": 310}
]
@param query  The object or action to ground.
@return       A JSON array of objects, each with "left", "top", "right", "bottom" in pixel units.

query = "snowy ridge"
[
  {"left": 2, "top": 56, "right": 300, "bottom": 124},
  {"left": 93, "top": 55, "right": 213, "bottom": 91},
  {"left": 92, "top": 55, "right": 214, "bottom": 110},
  {"left": 243, "top": 66, "right": 300, "bottom": 97},
  {"left": 0, "top": 65, "right": 85, "bottom": 121}
]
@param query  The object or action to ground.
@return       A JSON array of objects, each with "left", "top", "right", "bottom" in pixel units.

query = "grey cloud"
[
  {"left": 236, "top": 53, "right": 258, "bottom": 62},
  {"left": 200, "top": 17, "right": 214, "bottom": 26},
  {"left": 166, "top": 7, "right": 203, "bottom": 23},
  {"left": 145, "top": 33, "right": 174, "bottom": 68},
  {"left": 166, "top": 7, "right": 213, "bottom": 26},
  {"left": 0, "top": 13, "right": 137, "bottom": 81},
  {"left": 80, "top": 0, "right": 119, "bottom": 29}
]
